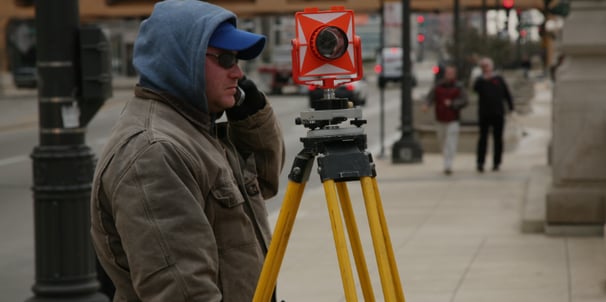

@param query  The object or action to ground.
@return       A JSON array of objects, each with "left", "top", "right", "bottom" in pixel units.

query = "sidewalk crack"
[
  {"left": 565, "top": 238, "right": 572, "bottom": 302},
  {"left": 450, "top": 237, "right": 486, "bottom": 302}
]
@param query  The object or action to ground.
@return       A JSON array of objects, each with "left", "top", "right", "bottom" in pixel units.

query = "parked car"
[
  {"left": 375, "top": 47, "right": 416, "bottom": 88},
  {"left": 307, "top": 80, "right": 368, "bottom": 108},
  {"left": 257, "top": 45, "right": 296, "bottom": 95}
]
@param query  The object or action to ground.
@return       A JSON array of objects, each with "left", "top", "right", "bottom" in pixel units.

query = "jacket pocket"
[
  {"left": 209, "top": 176, "right": 256, "bottom": 251},
  {"left": 210, "top": 176, "right": 245, "bottom": 208}
]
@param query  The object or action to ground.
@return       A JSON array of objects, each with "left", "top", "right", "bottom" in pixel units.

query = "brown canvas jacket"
[{"left": 90, "top": 86, "right": 285, "bottom": 301}]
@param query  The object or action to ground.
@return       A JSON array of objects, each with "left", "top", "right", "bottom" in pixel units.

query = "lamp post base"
[{"left": 391, "top": 135, "right": 423, "bottom": 164}]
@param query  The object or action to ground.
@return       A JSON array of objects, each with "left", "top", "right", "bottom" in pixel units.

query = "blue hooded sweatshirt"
[{"left": 133, "top": 0, "right": 236, "bottom": 113}]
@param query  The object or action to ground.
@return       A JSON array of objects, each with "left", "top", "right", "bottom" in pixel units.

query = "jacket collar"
[
  {"left": 438, "top": 79, "right": 461, "bottom": 88},
  {"left": 134, "top": 85, "right": 213, "bottom": 134}
]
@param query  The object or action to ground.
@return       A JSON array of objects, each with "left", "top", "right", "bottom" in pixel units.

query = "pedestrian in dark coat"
[{"left": 473, "top": 57, "right": 514, "bottom": 172}]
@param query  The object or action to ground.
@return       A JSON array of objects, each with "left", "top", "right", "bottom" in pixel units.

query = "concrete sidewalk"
[
  {"left": 269, "top": 80, "right": 606, "bottom": 302},
  {"left": 1, "top": 76, "right": 604, "bottom": 301}
]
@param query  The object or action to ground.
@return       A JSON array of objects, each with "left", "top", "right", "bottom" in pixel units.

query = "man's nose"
[{"left": 230, "top": 64, "right": 244, "bottom": 78}]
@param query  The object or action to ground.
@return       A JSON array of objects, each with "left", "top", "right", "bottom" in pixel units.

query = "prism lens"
[{"left": 314, "top": 26, "right": 348, "bottom": 60}]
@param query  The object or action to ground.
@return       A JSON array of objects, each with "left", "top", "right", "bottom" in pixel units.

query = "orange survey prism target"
[{"left": 291, "top": 6, "right": 363, "bottom": 89}]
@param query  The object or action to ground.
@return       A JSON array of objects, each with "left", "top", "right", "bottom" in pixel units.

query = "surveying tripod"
[{"left": 252, "top": 93, "right": 407, "bottom": 302}]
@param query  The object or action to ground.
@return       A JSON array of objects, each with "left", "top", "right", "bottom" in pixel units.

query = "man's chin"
[{"left": 227, "top": 100, "right": 238, "bottom": 110}]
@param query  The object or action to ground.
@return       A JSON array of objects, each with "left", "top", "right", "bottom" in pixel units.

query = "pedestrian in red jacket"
[{"left": 423, "top": 65, "right": 468, "bottom": 175}]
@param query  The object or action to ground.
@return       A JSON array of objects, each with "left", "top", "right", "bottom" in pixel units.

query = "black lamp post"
[
  {"left": 482, "top": 0, "right": 488, "bottom": 40},
  {"left": 27, "top": 0, "right": 111, "bottom": 301},
  {"left": 391, "top": 0, "right": 423, "bottom": 163},
  {"left": 453, "top": 0, "right": 462, "bottom": 73},
  {"left": 379, "top": 1, "right": 386, "bottom": 158}
]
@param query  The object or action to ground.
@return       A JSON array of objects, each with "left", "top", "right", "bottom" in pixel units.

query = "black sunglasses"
[{"left": 206, "top": 52, "right": 238, "bottom": 69}]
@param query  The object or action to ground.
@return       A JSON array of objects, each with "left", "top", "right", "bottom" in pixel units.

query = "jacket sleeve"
[
  {"left": 500, "top": 76, "right": 514, "bottom": 112},
  {"left": 228, "top": 102, "right": 285, "bottom": 199},
  {"left": 473, "top": 76, "right": 481, "bottom": 93},
  {"left": 110, "top": 142, "right": 221, "bottom": 302},
  {"left": 425, "top": 86, "right": 436, "bottom": 107},
  {"left": 452, "top": 83, "right": 469, "bottom": 110}
]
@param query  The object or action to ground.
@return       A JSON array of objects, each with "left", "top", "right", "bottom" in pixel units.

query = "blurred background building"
[{"left": 0, "top": 0, "right": 566, "bottom": 89}]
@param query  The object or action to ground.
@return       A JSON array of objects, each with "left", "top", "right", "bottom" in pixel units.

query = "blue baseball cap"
[{"left": 209, "top": 22, "right": 266, "bottom": 60}]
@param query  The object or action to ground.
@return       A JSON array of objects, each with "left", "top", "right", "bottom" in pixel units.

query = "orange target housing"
[{"left": 291, "top": 6, "right": 363, "bottom": 89}]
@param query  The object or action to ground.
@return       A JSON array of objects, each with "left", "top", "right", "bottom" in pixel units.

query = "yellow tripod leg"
[
  {"left": 323, "top": 179, "right": 359, "bottom": 302},
  {"left": 253, "top": 180, "right": 306, "bottom": 302},
  {"left": 372, "top": 177, "right": 406, "bottom": 302},
  {"left": 360, "top": 176, "right": 397, "bottom": 302},
  {"left": 335, "top": 181, "right": 375, "bottom": 302}
]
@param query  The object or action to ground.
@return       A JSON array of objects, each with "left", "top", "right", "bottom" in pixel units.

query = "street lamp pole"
[
  {"left": 482, "top": 0, "right": 488, "bottom": 40},
  {"left": 379, "top": 1, "right": 386, "bottom": 159},
  {"left": 454, "top": 0, "right": 461, "bottom": 70},
  {"left": 27, "top": 0, "right": 110, "bottom": 301},
  {"left": 391, "top": 0, "right": 423, "bottom": 163}
]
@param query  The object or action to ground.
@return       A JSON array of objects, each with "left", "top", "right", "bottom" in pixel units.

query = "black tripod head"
[
  {"left": 296, "top": 86, "right": 367, "bottom": 131},
  {"left": 290, "top": 92, "right": 375, "bottom": 183}
]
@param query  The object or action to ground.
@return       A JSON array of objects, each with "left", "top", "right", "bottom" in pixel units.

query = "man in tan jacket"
[{"left": 90, "top": 1, "right": 285, "bottom": 301}]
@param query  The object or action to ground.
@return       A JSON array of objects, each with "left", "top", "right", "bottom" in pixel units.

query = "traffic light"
[
  {"left": 416, "top": 15, "right": 426, "bottom": 43},
  {"left": 416, "top": 14, "right": 426, "bottom": 32},
  {"left": 416, "top": 33, "right": 425, "bottom": 43},
  {"left": 415, "top": 14, "right": 426, "bottom": 62},
  {"left": 503, "top": 0, "right": 514, "bottom": 9},
  {"left": 79, "top": 24, "right": 113, "bottom": 126}
]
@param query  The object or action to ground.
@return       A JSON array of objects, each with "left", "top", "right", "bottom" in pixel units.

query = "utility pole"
[
  {"left": 379, "top": 0, "right": 386, "bottom": 159},
  {"left": 495, "top": 0, "right": 501, "bottom": 33},
  {"left": 481, "top": 0, "right": 487, "bottom": 40},
  {"left": 504, "top": 9, "right": 511, "bottom": 40},
  {"left": 391, "top": 0, "right": 423, "bottom": 163},
  {"left": 27, "top": 0, "right": 111, "bottom": 301},
  {"left": 453, "top": 0, "right": 461, "bottom": 71}
]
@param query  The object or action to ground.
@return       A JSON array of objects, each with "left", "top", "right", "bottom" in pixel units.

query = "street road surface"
[{"left": 0, "top": 66, "right": 433, "bottom": 300}]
